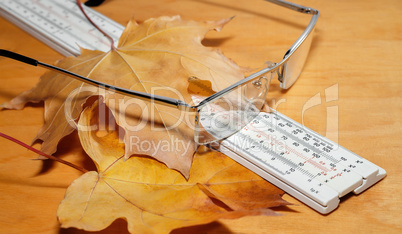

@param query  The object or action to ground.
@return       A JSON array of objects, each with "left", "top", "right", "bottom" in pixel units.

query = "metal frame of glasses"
[{"left": 0, "top": 0, "right": 319, "bottom": 144}]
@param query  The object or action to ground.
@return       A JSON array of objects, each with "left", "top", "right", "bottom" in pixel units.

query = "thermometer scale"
[
  {"left": 0, "top": 0, "right": 386, "bottom": 214},
  {"left": 220, "top": 111, "right": 386, "bottom": 213}
]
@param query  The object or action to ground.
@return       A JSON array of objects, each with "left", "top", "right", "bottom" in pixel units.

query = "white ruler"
[
  {"left": 0, "top": 0, "right": 386, "bottom": 214},
  {"left": 0, "top": 0, "right": 123, "bottom": 56}
]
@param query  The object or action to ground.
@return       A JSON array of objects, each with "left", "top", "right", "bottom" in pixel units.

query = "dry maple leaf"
[
  {"left": 57, "top": 101, "right": 288, "bottom": 233},
  {"left": 2, "top": 16, "right": 245, "bottom": 178}
]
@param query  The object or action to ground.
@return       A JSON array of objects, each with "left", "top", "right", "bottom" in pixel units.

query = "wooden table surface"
[{"left": 0, "top": 0, "right": 400, "bottom": 233}]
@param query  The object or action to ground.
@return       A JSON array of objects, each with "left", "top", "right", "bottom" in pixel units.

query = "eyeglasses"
[{"left": 0, "top": 0, "right": 319, "bottom": 145}]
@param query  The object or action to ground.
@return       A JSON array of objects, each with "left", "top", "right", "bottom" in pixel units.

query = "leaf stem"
[
  {"left": 0, "top": 132, "right": 88, "bottom": 173},
  {"left": 76, "top": 0, "right": 116, "bottom": 51}
]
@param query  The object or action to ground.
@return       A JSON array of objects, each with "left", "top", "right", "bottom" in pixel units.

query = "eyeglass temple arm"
[
  {"left": 0, "top": 49, "right": 196, "bottom": 112},
  {"left": 265, "top": 0, "right": 318, "bottom": 14}
]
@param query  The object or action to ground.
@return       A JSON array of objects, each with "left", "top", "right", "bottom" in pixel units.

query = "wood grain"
[{"left": 0, "top": 0, "right": 400, "bottom": 233}]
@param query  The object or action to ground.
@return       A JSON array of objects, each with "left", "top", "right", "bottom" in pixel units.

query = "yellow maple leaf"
[
  {"left": 57, "top": 101, "right": 288, "bottom": 233},
  {"left": 2, "top": 16, "right": 244, "bottom": 178}
]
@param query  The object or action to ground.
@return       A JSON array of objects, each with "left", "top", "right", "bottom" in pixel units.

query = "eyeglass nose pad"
[
  {"left": 265, "top": 61, "right": 276, "bottom": 68},
  {"left": 247, "top": 75, "right": 269, "bottom": 102},
  {"left": 252, "top": 76, "right": 268, "bottom": 89},
  {"left": 252, "top": 78, "right": 262, "bottom": 89}
]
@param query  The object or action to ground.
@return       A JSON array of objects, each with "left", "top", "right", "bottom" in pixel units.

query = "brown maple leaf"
[
  {"left": 57, "top": 101, "right": 288, "bottom": 233},
  {"left": 2, "top": 16, "right": 244, "bottom": 178}
]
